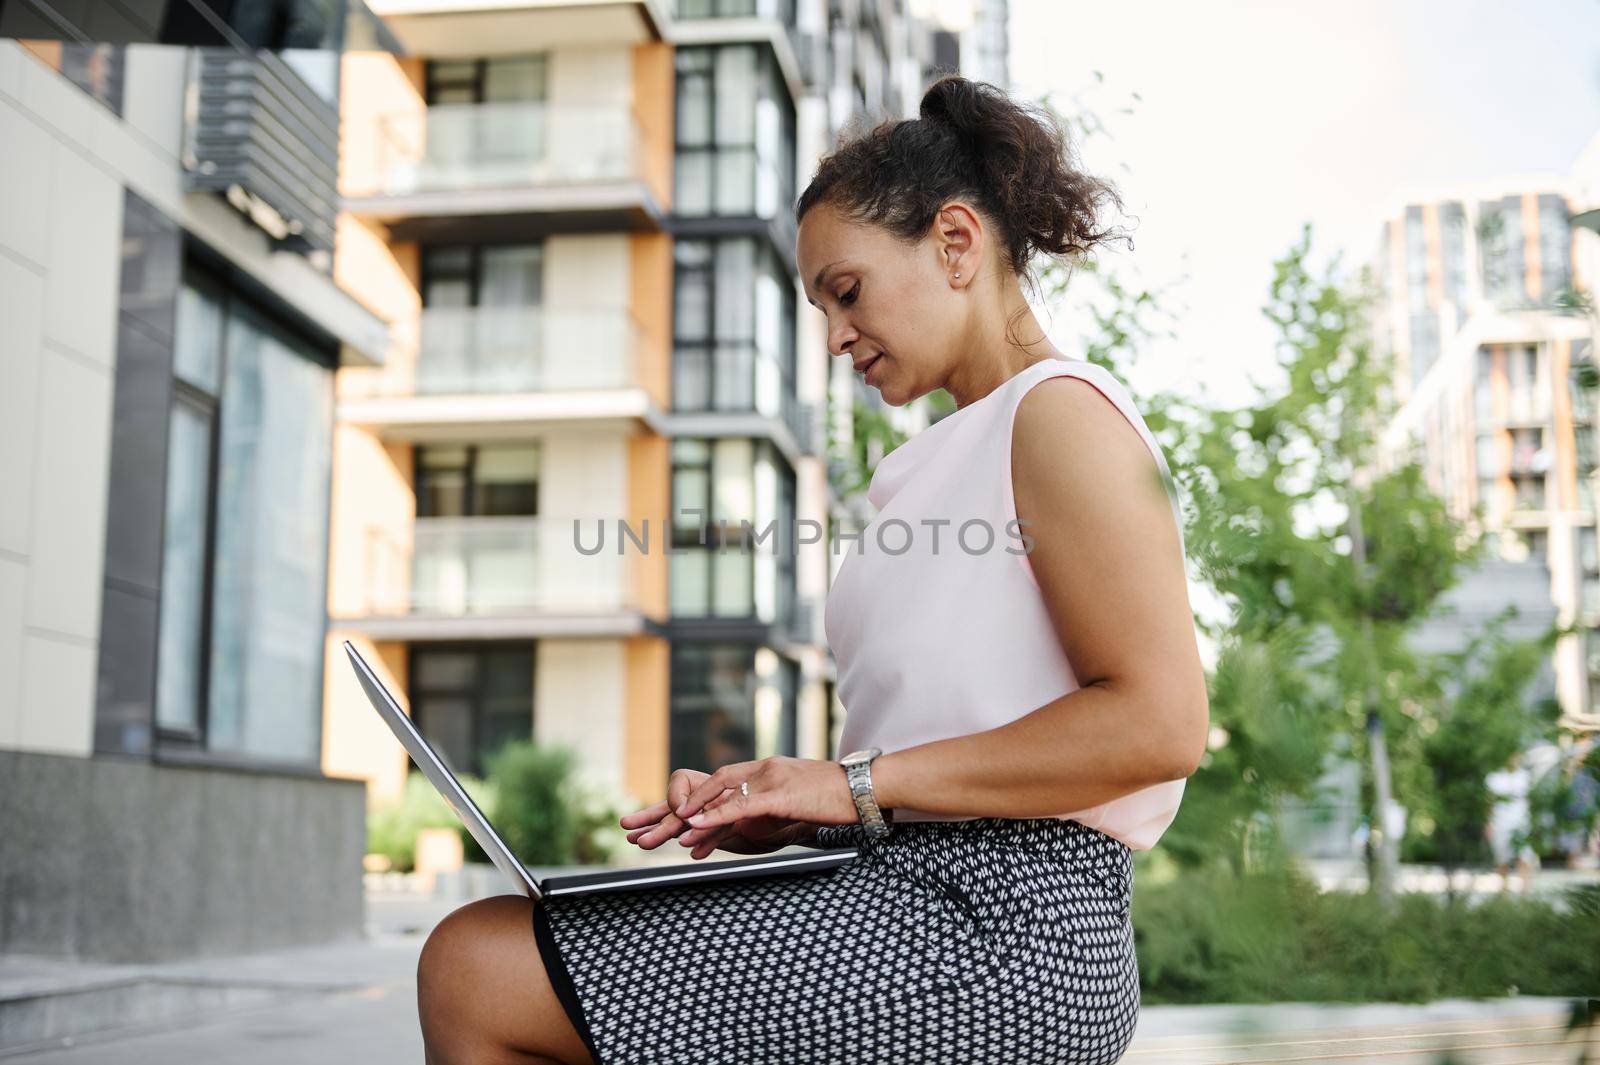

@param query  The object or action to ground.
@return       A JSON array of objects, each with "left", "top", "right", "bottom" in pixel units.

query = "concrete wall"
[{"left": 0, "top": 749, "right": 365, "bottom": 963}]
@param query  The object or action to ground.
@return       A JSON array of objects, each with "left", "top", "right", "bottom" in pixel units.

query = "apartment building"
[
  {"left": 0, "top": 9, "right": 393, "bottom": 959},
  {"left": 323, "top": 0, "right": 997, "bottom": 816},
  {"left": 1372, "top": 161, "right": 1600, "bottom": 734}
]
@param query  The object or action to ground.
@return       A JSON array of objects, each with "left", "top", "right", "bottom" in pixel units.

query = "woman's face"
[{"left": 796, "top": 201, "right": 971, "bottom": 406}]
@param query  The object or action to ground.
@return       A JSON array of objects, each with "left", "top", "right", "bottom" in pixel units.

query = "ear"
[{"left": 934, "top": 201, "right": 982, "bottom": 276}]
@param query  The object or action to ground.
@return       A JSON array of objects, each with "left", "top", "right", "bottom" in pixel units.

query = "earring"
[{"left": 953, "top": 272, "right": 960, "bottom": 278}]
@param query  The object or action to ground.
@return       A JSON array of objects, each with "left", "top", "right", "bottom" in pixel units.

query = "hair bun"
[
  {"left": 798, "top": 74, "right": 1130, "bottom": 306},
  {"left": 918, "top": 76, "right": 990, "bottom": 141}
]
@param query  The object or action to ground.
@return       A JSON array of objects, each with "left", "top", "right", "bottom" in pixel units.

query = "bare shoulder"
[{"left": 1011, "top": 373, "right": 1162, "bottom": 492}]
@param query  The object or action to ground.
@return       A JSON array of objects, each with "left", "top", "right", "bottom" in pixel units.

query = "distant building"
[{"left": 1371, "top": 150, "right": 1600, "bottom": 734}]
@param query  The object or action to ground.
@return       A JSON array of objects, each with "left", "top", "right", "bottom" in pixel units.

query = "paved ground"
[{"left": 2, "top": 877, "right": 1594, "bottom": 1063}]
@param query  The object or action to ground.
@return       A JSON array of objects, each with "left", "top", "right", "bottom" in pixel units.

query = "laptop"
[{"left": 343, "top": 641, "right": 858, "bottom": 902}]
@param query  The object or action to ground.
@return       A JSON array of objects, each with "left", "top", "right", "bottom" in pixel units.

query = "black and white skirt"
[{"left": 532, "top": 815, "right": 1140, "bottom": 1064}]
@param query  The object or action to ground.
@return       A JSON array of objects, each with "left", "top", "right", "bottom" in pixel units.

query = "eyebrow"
[{"left": 808, "top": 260, "right": 845, "bottom": 307}]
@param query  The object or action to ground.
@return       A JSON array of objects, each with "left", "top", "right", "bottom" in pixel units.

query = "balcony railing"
[
  {"left": 360, "top": 516, "right": 640, "bottom": 617},
  {"left": 183, "top": 49, "right": 339, "bottom": 260},
  {"left": 371, "top": 101, "right": 644, "bottom": 196},
  {"left": 348, "top": 307, "right": 641, "bottom": 398}
]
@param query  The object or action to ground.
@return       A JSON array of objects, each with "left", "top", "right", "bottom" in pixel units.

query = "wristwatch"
[{"left": 840, "top": 747, "right": 893, "bottom": 840}]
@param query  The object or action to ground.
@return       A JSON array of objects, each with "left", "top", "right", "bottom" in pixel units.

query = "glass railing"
[
  {"left": 348, "top": 307, "right": 641, "bottom": 398},
  {"left": 371, "top": 101, "right": 643, "bottom": 196},
  {"left": 360, "top": 516, "right": 641, "bottom": 617}
]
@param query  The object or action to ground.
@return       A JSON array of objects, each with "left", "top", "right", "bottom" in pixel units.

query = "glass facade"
[
  {"left": 670, "top": 437, "right": 797, "bottom": 621},
  {"left": 153, "top": 265, "right": 335, "bottom": 765},
  {"left": 669, "top": 643, "right": 797, "bottom": 771},
  {"left": 672, "top": 236, "right": 796, "bottom": 419},
  {"left": 1438, "top": 201, "right": 1467, "bottom": 311},
  {"left": 674, "top": 45, "right": 795, "bottom": 220},
  {"left": 1478, "top": 196, "right": 1525, "bottom": 309}
]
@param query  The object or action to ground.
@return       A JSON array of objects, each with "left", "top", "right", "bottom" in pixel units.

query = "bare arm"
[{"left": 871, "top": 376, "right": 1209, "bottom": 817}]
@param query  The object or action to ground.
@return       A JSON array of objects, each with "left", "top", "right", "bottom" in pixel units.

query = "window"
[
  {"left": 420, "top": 56, "right": 549, "bottom": 188},
  {"left": 672, "top": 236, "right": 796, "bottom": 416},
  {"left": 416, "top": 444, "right": 539, "bottom": 518},
  {"left": 153, "top": 261, "right": 335, "bottom": 765},
  {"left": 411, "top": 445, "right": 539, "bottom": 615},
  {"left": 1439, "top": 202, "right": 1468, "bottom": 311},
  {"left": 1404, "top": 206, "right": 1429, "bottom": 315},
  {"left": 426, "top": 55, "right": 548, "bottom": 105},
  {"left": 670, "top": 437, "right": 796, "bottom": 621},
  {"left": 422, "top": 244, "right": 542, "bottom": 309},
  {"left": 669, "top": 643, "right": 798, "bottom": 771},
  {"left": 1474, "top": 347, "right": 1494, "bottom": 423},
  {"left": 417, "top": 243, "right": 544, "bottom": 394},
  {"left": 1478, "top": 196, "right": 1525, "bottom": 308},
  {"left": 1409, "top": 311, "right": 1439, "bottom": 388},
  {"left": 677, "top": 0, "right": 795, "bottom": 20},
  {"left": 409, "top": 644, "right": 534, "bottom": 777},
  {"left": 674, "top": 44, "right": 795, "bottom": 219}
]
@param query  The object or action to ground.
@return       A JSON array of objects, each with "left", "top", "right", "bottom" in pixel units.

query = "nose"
[{"left": 827, "top": 319, "right": 858, "bottom": 359}]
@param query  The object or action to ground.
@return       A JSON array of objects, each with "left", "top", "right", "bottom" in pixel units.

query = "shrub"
[
  {"left": 366, "top": 769, "right": 495, "bottom": 872},
  {"left": 1133, "top": 861, "right": 1600, "bottom": 1004},
  {"left": 483, "top": 740, "right": 630, "bottom": 867}
]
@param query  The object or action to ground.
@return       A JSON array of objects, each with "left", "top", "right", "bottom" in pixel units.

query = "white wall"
[
  {"left": 534, "top": 638, "right": 627, "bottom": 795},
  {"left": 0, "top": 43, "right": 124, "bottom": 756}
]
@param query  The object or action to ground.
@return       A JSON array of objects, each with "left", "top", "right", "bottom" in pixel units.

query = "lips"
[{"left": 854, "top": 352, "right": 883, "bottom": 375}]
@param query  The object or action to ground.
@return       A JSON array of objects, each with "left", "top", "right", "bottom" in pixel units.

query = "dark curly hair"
[{"left": 796, "top": 75, "right": 1130, "bottom": 322}]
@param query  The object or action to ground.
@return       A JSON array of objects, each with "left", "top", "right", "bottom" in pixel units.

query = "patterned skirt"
[{"left": 531, "top": 815, "right": 1140, "bottom": 1064}]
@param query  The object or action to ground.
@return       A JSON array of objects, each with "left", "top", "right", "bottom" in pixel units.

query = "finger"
[
  {"left": 677, "top": 797, "right": 737, "bottom": 845},
  {"left": 687, "top": 786, "right": 760, "bottom": 830},
  {"left": 678, "top": 763, "right": 753, "bottom": 819},
  {"left": 676, "top": 767, "right": 731, "bottom": 819},
  {"left": 666, "top": 770, "right": 709, "bottom": 814},
  {"left": 690, "top": 823, "right": 740, "bottom": 860},
  {"left": 620, "top": 800, "right": 670, "bottom": 828}
]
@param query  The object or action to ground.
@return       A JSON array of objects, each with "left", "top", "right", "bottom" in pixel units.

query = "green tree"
[{"left": 1154, "top": 225, "right": 1566, "bottom": 904}]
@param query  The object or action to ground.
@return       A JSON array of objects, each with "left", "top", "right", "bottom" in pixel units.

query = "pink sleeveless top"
[{"left": 824, "top": 357, "right": 1190, "bottom": 851}]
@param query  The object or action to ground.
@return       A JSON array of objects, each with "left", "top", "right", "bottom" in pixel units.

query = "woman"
[{"left": 415, "top": 75, "right": 1209, "bottom": 1065}]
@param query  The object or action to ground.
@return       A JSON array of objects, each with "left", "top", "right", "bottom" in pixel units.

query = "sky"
[{"left": 1008, "top": 0, "right": 1600, "bottom": 410}]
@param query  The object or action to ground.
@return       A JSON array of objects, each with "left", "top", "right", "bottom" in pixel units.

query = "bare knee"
[{"left": 416, "top": 895, "right": 592, "bottom": 1065}]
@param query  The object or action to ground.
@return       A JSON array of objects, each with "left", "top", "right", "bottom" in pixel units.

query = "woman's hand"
[
  {"left": 620, "top": 768, "right": 802, "bottom": 859},
  {"left": 677, "top": 756, "right": 857, "bottom": 839},
  {"left": 620, "top": 758, "right": 857, "bottom": 859}
]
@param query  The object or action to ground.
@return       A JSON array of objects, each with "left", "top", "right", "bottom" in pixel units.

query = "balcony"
[
  {"left": 368, "top": 0, "right": 674, "bottom": 54},
  {"left": 343, "top": 101, "right": 665, "bottom": 240},
  {"left": 341, "top": 515, "right": 649, "bottom": 640},
  {"left": 183, "top": 49, "right": 338, "bottom": 262},
  {"left": 338, "top": 306, "right": 661, "bottom": 440}
]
